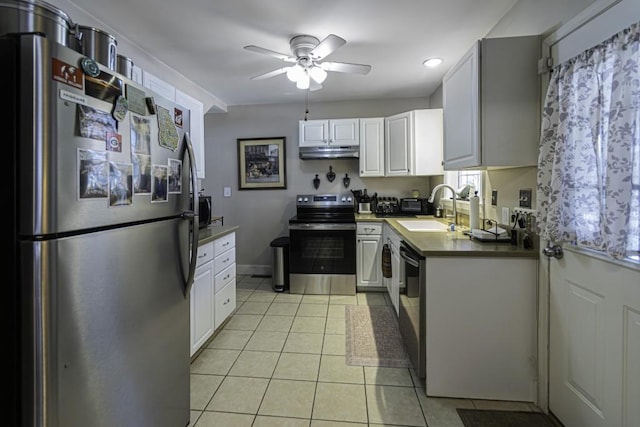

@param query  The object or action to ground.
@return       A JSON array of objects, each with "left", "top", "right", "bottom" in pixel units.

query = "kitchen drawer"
[
  {"left": 214, "top": 263, "right": 236, "bottom": 293},
  {"left": 196, "top": 242, "right": 214, "bottom": 268},
  {"left": 357, "top": 223, "right": 383, "bottom": 235},
  {"left": 214, "top": 248, "right": 235, "bottom": 272},
  {"left": 214, "top": 233, "right": 235, "bottom": 256},
  {"left": 215, "top": 279, "right": 236, "bottom": 329}
]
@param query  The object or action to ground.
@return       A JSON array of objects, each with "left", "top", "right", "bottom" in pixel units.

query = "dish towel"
[{"left": 381, "top": 244, "right": 392, "bottom": 278}]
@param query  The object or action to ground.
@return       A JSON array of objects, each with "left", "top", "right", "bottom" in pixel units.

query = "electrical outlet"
[
  {"left": 501, "top": 207, "right": 510, "bottom": 225},
  {"left": 519, "top": 188, "right": 532, "bottom": 208},
  {"left": 491, "top": 190, "right": 498, "bottom": 206},
  {"left": 513, "top": 207, "right": 537, "bottom": 215}
]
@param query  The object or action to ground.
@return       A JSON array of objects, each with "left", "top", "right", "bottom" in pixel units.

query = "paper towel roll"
[{"left": 469, "top": 193, "right": 480, "bottom": 230}]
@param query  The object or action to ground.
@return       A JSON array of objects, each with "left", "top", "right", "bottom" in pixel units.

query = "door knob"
[{"left": 543, "top": 244, "right": 564, "bottom": 259}]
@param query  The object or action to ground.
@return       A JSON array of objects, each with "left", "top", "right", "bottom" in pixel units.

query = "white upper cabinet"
[
  {"left": 130, "top": 65, "right": 143, "bottom": 85},
  {"left": 359, "top": 117, "right": 385, "bottom": 177},
  {"left": 385, "top": 109, "right": 443, "bottom": 176},
  {"left": 175, "top": 90, "right": 205, "bottom": 179},
  {"left": 142, "top": 70, "right": 176, "bottom": 101},
  {"left": 442, "top": 36, "right": 540, "bottom": 170},
  {"left": 299, "top": 118, "right": 359, "bottom": 147}
]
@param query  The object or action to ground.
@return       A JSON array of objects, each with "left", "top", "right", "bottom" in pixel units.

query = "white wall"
[{"left": 203, "top": 97, "right": 435, "bottom": 272}]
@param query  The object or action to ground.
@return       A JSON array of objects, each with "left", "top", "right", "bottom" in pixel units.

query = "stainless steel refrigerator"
[{"left": 6, "top": 33, "right": 200, "bottom": 427}]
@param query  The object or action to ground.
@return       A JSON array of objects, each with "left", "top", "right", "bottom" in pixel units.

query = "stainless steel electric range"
[{"left": 288, "top": 194, "right": 356, "bottom": 295}]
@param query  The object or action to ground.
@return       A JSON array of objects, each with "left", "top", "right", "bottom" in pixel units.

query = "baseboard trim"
[{"left": 237, "top": 264, "right": 271, "bottom": 276}]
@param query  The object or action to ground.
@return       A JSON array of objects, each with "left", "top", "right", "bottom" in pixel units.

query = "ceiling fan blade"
[
  {"left": 309, "top": 34, "right": 346, "bottom": 61},
  {"left": 250, "top": 67, "right": 289, "bottom": 80},
  {"left": 320, "top": 61, "right": 372, "bottom": 75},
  {"left": 244, "top": 45, "right": 296, "bottom": 62}
]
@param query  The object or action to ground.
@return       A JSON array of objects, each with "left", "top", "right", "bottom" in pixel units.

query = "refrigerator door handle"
[{"left": 182, "top": 132, "right": 199, "bottom": 297}]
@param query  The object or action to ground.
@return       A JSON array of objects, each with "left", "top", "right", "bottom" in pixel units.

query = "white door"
[
  {"left": 545, "top": 247, "right": 640, "bottom": 427},
  {"left": 542, "top": 1, "right": 640, "bottom": 425}
]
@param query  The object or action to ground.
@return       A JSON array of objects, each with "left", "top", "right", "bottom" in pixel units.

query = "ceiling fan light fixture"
[
  {"left": 308, "top": 66, "right": 327, "bottom": 84},
  {"left": 296, "top": 72, "right": 310, "bottom": 89},
  {"left": 286, "top": 64, "right": 304, "bottom": 82},
  {"left": 423, "top": 57, "right": 443, "bottom": 68}
]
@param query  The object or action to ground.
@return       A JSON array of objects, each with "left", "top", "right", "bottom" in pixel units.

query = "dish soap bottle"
[{"left": 469, "top": 191, "right": 480, "bottom": 230}]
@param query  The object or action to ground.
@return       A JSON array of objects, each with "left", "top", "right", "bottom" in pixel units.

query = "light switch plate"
[
  {"left": 223, "top": 186, "right": 231, "bottom": 197},
  {"left": 491, "top": 190, "right": 498, "bottom": 206}
]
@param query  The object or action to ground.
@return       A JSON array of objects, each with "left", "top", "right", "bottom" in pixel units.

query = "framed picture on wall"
[{"left": 237, "top": 137, "right": 287, "bottom": 190}]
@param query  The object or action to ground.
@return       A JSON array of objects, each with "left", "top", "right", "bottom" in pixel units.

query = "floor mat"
[
  {"left": 456, "top": 409, "right": 557, "bottom": 427},
  {"left": 345, "top": 305, "right": 410, "bottom": 368}
]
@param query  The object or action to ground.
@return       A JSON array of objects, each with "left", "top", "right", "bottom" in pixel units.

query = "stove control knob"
[
  {"left": 341, "top": 197, "right": 347, "bottom": 202},
  {"left": 297, "top": 197, "right": 303, "bottom": 202},
  {"left": 303, "top": 197, "right": 308, "bottom": 202},
  {"left": 347, "top": 197, "right": 352, "bottom": 202}
]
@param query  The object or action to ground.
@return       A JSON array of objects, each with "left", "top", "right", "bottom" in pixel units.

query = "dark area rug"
[
  {"left": 345, "top": 305, "right": 410, "bottom": 368},
  {"left": 456, "top": 409, "right": 556, "bottom": 427}
]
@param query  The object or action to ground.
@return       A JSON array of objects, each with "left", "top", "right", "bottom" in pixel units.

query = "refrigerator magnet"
[
  {"left": 132, "top": 154, "right": 152, "bottom": 195},
  {"left": 145, "top": 97, "right": 157, "bottom": 115},
  {"left": 174, "top": 108, "right": 183, "bottom": 128},
  {"left": 106, "top": 132, "right": 122, "bottom": 152},
  {"left": 125, "top": 84, "right": 147, "bottom": 115},
  {"left": 112, "top": 95, "right": 129, "bottom": 122},
  {"left": 157, "top": 106, "right": 179, "bottom": 151},
  {"left": 78, "top": 105, "right": 117, "bottom": 141},
  {"left": 80, "top": 57, "right": 100, "bottom": 78},
  {"left": 108, "top": 161, "right": 133, "bottom": 207},
  {"left": 130, "top": 115, "right": 151, "bottom": 156},
  {"left": 167, "top": 158, "right": 182, "bottom": 194},
  {"left": 77, "top": 148, "right": 109, "bottom": 200},
  {"left": 151, "top": 164, "right": 169, "bottom": 203}
]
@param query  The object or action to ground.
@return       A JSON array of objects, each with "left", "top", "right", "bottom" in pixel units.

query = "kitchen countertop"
[
  {"left": 197, "top": 224, "right": 239, "bottom": 246},
  {"left": 356, "top": 214, "right": 538, "bottom": 258}
]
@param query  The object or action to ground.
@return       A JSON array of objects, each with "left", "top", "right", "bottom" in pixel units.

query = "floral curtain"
[{"left": 537, "top": 21, "right": 640, "bottom": 260}]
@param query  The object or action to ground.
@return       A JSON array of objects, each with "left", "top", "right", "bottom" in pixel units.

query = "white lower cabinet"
[
  {"left": 215, "top": 278, "right": 236, "bottom": 329},
  {"left": 383, "top": 225, "right": 404, "bottom": 315},
  {"left": 356, "top": 222, "right": 383, "bottom": 289},
  {"left": 425, "top": 257, "right": 537, "bottom": 401},
  {"left": 190, "top": 242, "right": 215, "bottom": 356},
  {"left": 212, "top": 232, "right": 236, "bottom": 330},
  {"left": 190, "top": 232, "right": 237, "bottom": 357}
]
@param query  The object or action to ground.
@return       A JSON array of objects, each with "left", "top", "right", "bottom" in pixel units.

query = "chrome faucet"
[{"left": 428, "top": 184, "right": 457, "bottom": 227}]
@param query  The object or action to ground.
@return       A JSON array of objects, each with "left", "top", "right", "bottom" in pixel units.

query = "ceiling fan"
[{"left": 244, "top": 34, "right": 372, "bottom": 91}]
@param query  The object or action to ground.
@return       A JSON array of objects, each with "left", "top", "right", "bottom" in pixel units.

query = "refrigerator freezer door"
[
  {"left": 16, "top": 35, "right": 192, "bottom": 237},
  {"left": 21, "top": 218, "right": 190, "bottom": 427}
]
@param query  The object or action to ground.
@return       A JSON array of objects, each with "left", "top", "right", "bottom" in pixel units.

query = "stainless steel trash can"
[{"left": 270, "top": 237, "right": 289, "bottom": 292}]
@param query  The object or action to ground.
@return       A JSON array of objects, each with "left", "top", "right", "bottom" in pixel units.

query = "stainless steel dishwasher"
[{"left": 398, "top": 241, "right": 426, "bottom": 378}]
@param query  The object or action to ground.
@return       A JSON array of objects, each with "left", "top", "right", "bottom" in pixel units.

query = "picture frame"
[{"left": 238, "top": 137, "right": 287, "bottom": 190}]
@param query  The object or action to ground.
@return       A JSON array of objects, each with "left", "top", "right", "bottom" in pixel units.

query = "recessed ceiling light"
[{"left": 423, "top": 58, "right": 443, "bottom": 68}]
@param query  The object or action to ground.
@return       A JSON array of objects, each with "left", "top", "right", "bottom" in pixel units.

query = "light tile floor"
[{"left": 190, "top": 275, "right": 542, "bottom": 427}]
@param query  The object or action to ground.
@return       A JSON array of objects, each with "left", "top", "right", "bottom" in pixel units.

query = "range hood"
[{"left": 299, "top": 145, "right": 359, "bottom": 159}]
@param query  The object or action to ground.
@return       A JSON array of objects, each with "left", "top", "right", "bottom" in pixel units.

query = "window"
[
  {"left": 537, "top": 21, "right": 640, "bottom": 260},
  {"left": 444, "top": 170, "right": 483, "bottom": 200}
]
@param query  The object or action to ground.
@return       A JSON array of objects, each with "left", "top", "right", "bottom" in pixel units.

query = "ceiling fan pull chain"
[{"left": 304, "top": 90, "right": 309, "bottom": 121}]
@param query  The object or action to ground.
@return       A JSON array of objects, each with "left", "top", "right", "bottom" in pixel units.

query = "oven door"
[{"left": 288, "top": 222, "right": 356, "bottom": 295}]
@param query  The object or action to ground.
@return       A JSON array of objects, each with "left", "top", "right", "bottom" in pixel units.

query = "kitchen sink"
[{"left": 397, "top": 219, "right": 449, "bottom": 232}]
